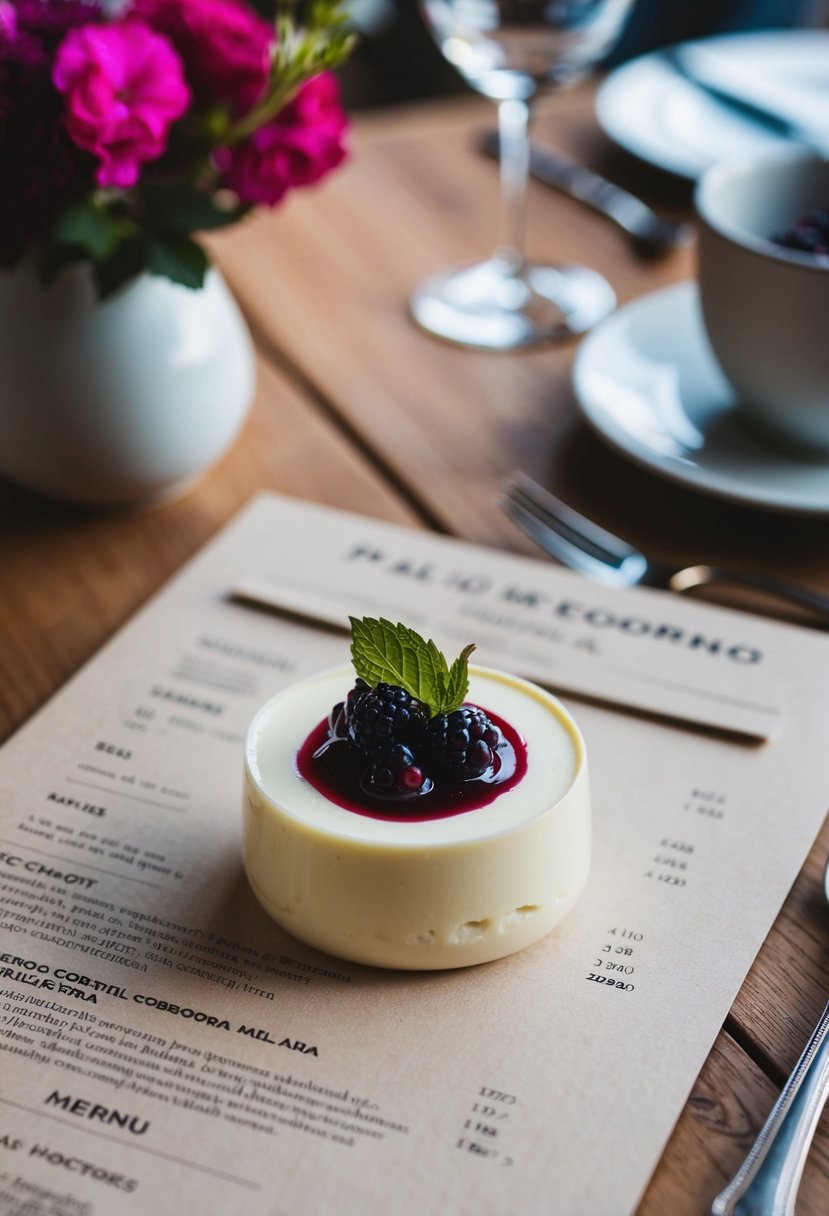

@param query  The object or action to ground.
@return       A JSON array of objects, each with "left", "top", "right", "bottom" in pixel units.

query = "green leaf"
[
  {"left": 35, "top": 240, "right": 87, "bottom": 287},
  {"left": 443, "top": 644, "right": 476, "bottom": 715},
  {"left": 54, "top": 200, "right": 122, "bottom": 260},
  {"left": 349, "top": 617, "right": 475, "bottom": 717},
  {"left": 92, "top": 237, "right": 148, "bottom": 299},
  {"left": 146, "top": 234, "right": 208, "bottom": 290},
  {"left": 141, "top": 183, "right": 250, "bottom": 235}
]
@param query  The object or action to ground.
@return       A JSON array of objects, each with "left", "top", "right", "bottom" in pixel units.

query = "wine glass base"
[{"left": 410, "top": 257, "right": 616, "bottom": 351}]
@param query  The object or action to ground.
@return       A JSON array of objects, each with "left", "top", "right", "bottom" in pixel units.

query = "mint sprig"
[{"left": 349, "top": 617, "right": 475, "bottom": 718}]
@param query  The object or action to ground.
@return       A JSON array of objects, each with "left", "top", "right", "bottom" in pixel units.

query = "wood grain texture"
[
  {"left": 731, "top": 815, "right": 829, "bottom": 1071},
  {"left": 211, "top": 90, "right": 829, "bottom": 604},
  {"left": 643, "top": 1030, "right": 829, "bottom": 1216},
  {"left": 640, "top": 1034, "right": 777, "bottom": 1216}
]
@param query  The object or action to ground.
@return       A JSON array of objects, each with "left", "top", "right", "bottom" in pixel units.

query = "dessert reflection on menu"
[{"left": 1, "top": 494, "right": 828, "bottom": 1216}]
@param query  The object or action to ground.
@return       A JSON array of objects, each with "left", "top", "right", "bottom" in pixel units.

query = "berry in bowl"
[
  {"left": 243, "top": 618, "right": 590, "bottom": 970},
  {"left": 772, "top": 206, "right": 829, "bottom": 263}
]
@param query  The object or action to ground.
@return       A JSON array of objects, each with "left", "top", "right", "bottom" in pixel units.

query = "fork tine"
[
  {"left": 503, "top": 472, "right": 641, "bottom": 565},
  {"left": 500, "top": 493, "right": 625, "bottom": 583}
]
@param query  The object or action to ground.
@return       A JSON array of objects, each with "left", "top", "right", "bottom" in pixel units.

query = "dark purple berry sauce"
[{"left": 296, "top": 706, "right": 527, "bottom": 823}]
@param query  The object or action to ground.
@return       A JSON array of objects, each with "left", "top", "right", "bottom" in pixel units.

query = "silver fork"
[{"left": 501, "top": 472, "right": 829, "bottom": 625}]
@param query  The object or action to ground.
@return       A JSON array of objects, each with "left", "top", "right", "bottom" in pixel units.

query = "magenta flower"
[
  {"left": 216, "top": 72, "right": 348, "bottom": 208},
  {"left": 0, "top": 0, "right": 352, "bottom": 292},
  {"left": 0, "top": 2, "right": 18, "bottom": 41},
  {"left": 0, "top": 0, "right": 99, "bottom": 267},
  {"left": 53, "top": 20, "right": 190, "bottom": 189},
  {"left": 132, "top": 0, "right": 273, "bottom": 113}
]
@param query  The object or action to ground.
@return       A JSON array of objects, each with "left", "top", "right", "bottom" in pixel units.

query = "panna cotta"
[{"left": 243, "top": 664, "right": 590, "bottom": 970}]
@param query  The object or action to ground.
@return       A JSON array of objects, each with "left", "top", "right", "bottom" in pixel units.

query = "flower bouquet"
[{"left": 0, "top": 0, "right": 355, "bottom": 297}]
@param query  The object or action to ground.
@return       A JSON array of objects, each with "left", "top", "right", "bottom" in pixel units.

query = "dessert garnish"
[
  {"left": 246, "top": 655, "right": 587, "bottom": 967},
  {"left": 307, "top": 617, "right": 518, "bottom": 811},
  {"left": 772, "top": 207, "right": 829, "bottom": 263}
]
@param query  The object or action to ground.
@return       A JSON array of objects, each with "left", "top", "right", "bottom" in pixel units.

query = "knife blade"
[
  {"left": 477, "top": 130, "right": 689, "bottom": 259},
  {"left": 664, "top": 44, "right": 829, "bottom": 157}
]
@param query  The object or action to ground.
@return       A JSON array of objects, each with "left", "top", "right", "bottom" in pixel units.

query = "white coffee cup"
[{"left": 696, "top": 152, "right": 829, "bottom": 456}]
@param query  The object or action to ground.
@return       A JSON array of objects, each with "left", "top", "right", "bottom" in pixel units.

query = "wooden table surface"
[{"left": 2, "top": 84, "right": 829, "bottom": 1214}]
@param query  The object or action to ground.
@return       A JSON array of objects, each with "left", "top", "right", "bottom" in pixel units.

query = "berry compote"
[{"left": 297, "top": 683, "right": 527, "bottom": 822}]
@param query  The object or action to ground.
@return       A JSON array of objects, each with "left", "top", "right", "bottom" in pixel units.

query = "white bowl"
[{"left": 696, "top": 152, "right": 829, "bottom": 455}]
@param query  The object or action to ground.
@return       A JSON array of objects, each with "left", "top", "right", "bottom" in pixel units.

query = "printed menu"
[{"left": 1, "top": 493, "right": 828, "bottom": 1216}]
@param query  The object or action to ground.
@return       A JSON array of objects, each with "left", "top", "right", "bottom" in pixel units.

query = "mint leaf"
[
  {"left": 349, "top": 617, "right": 475, "bottom": 717},
  {"left": 441, "top": 643, "right": 476, "bottom": 715},
  {"left": 349, "top": 617, "right": 447, "bottom": 714}
]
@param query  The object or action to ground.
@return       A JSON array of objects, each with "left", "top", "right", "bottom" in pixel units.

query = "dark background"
[{"left": 338, "top": 0, "right": 821, "bottom": 110}]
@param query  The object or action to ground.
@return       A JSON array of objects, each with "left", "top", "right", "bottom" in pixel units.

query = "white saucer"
[
  {"left": 596, "top": 30, "right": 829, "bottom": 180},
  {"left": 571, "top": 281, "right": 829, "bottom": 516}
]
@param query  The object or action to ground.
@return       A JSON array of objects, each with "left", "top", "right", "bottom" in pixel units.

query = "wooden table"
[{"left": 2, "top": 85, "right": 829, "bottom": 1214}]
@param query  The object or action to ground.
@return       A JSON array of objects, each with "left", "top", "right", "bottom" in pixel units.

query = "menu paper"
[{"left": 1, "top": 492, "right": 828, "bottom": 1216}]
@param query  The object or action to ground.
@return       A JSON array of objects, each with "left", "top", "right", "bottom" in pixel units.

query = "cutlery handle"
[
  {"left": 477, "top": 131, "right": 686, "bottom": 257},
  {"left": 671, "top": 567, "right": 829, "bottom": 626},
  {"left": 712, "top": 1002, "right": 829, "bottom": 1216}
]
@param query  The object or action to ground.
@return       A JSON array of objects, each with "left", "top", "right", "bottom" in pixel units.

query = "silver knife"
[
  {"left": 478, "top": 130, "right": 690, "bottom": 259},
  {"left": 664, "top": 44, "right": 829, "bottom": 158}
]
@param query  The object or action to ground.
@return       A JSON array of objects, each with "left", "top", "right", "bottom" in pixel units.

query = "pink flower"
[
  {"left": 216, "top": 72, "right": 348, "bottom": 207},
  {"left": 0, "top": 2, "right": 17, "bottom": 41},
  {"left": 53, "top": 21, "right": 190, "bottom": 189},
  {"left": 132, "top": 0, "right": 273, "bottom": 113}
]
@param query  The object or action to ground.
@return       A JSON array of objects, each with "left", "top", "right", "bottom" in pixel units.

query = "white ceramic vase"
[{"left": 0, "top": 262, "right": 255, "bottom": 506}]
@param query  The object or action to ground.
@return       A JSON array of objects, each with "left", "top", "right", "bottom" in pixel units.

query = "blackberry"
[
  {"left": 325, "top": 678, "right": 371, "bottom": 747},
  {"left": 361, "top": 742, "right": 429, "bottom": 799},
  {"left": 426, "top": 707, "right": 501, "bottom": 783},
  {"left": 348, "top": 682, "right": 428, "bottom": 753},
  {"left": 344, "top": 678, "right": 370, "bottom": 726},
  {"left": 772, "top": 208, "right": 829, "bottom": 261}
]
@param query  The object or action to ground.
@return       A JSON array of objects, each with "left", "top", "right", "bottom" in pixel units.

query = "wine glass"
[{"left": 411, "top": 0, "right": 636, "bottom": 350}]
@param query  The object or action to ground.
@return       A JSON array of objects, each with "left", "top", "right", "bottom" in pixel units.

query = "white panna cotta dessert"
[{"left": 243, "top": 638, "right": 590, "bottom": 970}]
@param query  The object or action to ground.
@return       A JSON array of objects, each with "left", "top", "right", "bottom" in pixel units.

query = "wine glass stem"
[{"left": 496, "top": 96, "right": 532, "bottom": 275}]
